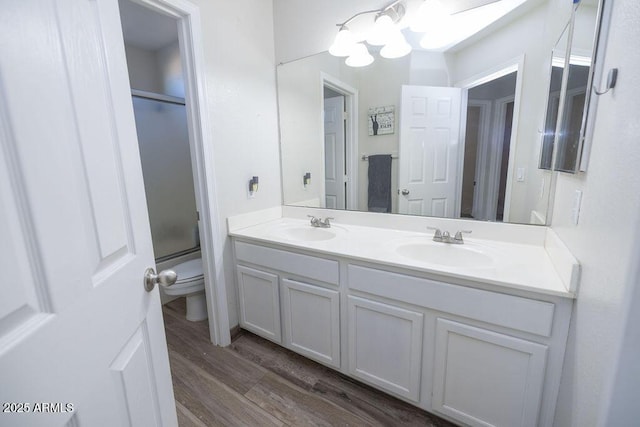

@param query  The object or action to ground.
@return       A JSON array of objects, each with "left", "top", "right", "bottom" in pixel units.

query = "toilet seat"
[
  {"left": 163, "top": 258, "right": 205, "bottom": 296},
  {"left": 172, "top": 259, "right": 203, "bottom": 283}
]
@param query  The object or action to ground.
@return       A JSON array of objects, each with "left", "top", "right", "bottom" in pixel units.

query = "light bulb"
[
  {"left": 345, "top": 43, "right": 374, "bottom": 67},
  {"left": 381, "top": 33, "right": 412, "bottom": 58},
  {"left": 329, "top": 27, "right": 356, "bottom": 57},
  {"left": 366, "top": 14, "right": 395, "bottom": 46}
]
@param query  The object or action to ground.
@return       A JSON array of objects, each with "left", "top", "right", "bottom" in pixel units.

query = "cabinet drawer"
[
  {"left": 348, "top": 264, "right": 554, "bottom": 337},
  {"left": 235, "top": 241, "right": 339, "bottom": 285}
]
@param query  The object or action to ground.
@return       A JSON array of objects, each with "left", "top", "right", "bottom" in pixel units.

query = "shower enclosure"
[{"left": 132, "top": 90, "right": 199, "bottom": 261}]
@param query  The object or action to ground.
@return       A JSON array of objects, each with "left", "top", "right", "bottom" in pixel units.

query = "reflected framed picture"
[{"left": 368, "top": 105, "right": 395, "bottom": 136}]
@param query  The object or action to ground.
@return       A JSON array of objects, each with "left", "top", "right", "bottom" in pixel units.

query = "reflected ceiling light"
[
  {"left": 345, "top": 43, "right": 374, "bottom": 67},
  {"left": 329, "top": 26, "right": 356, "bottom": 57},
  {"left": 419, "top": 31, "right": 453, "bottom": 50},
  {"left": 381, "top": 32, "right": 412, "bottom": 58},
  {"left": 329, "top": 0, "right": 406, "bottom": 59},
  {"left": 410, "top": 0, "right": 451, "bottom": 33},
  {"left": 367, "top": 14, "right": 395, "bottom": 46}
]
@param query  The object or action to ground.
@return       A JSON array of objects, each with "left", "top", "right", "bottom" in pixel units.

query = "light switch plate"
[
  {"left": 572, "top": 190, "right": 583, "bottom": 225},
  {"left": 516, "top": 167, "right": 526, "bottom": 182}
]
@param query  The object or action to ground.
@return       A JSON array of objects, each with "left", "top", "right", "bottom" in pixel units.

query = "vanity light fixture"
[{"left": 329, "top": 0, "right": 410, "bottom": 67}]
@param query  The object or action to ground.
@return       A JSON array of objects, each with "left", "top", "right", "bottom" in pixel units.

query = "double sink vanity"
[{"left": 228, "top": 206, "right": 579, "bottom": 427}]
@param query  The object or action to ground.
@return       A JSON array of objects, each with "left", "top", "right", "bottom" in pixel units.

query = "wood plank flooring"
[{"left": 163, "top": 299, "right": 458, "bottom": 427}]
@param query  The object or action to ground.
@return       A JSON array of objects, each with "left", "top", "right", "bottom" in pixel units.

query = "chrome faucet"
[
  {"left": 308, "top": 215, "right": 334, "bottom": 228},
  {"left": 427, "top": 227, "right": 471, "bottom": 244}
]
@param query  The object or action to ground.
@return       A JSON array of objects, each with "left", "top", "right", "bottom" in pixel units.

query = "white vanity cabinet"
[
  {"left": 347, "top": 263, "right": 571, "bottom": 427},
  {"left": 231, "top": 238, "right": 573, "bottom": 427},
  {"left": 234, "top": 241, "right": 341, "bottom": 367}
]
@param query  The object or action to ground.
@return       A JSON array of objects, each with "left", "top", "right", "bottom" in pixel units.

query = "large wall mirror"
[{"left": 276, "top": 0, "right": 605, "bottom": 225}]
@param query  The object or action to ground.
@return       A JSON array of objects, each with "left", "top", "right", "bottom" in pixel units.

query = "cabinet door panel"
[
  {"left": 281, "top": 279, "right": 340, "bottom": 368},
  {"left": 347, "top": 296, "right": 423, "bottom": 402},
  {"left": 237, "top": 266, "right": 281, "bottom": 343},
  {"left": 433, "top": 318, "right": 547, "bottom": 427}
]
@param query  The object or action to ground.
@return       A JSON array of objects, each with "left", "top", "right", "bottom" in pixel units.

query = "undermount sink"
[
  {"left": 395, "top": 241, "right": 496, "bottom": 269},
  {"left": 268, "top": 223, "right": 343, "bottom": 242}
]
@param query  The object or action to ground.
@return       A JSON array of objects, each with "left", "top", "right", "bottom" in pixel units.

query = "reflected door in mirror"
[{"left": 398, "top": 86, "right": 462, "bottom": 218}]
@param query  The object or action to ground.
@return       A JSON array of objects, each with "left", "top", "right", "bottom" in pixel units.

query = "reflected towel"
[{"left": 367, "top": 154, "right": 392, "bottom": 213}]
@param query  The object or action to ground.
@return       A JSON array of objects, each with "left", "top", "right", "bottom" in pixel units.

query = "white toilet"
[{"left": 164, "top": 258, "right": 208, "bottom": 322}]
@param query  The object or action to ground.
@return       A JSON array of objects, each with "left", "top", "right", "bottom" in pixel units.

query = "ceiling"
[{"left": 118, "top": 0, "right": 178, "bottom": 51}]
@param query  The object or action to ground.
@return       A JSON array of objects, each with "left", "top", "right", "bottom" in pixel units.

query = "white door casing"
[
  {"left": 324, "top": 96, "right": 346, "bottom": 209},
  {"left": 0, "top": 0, "right": 176, "bottom": 425},
  {"left": 398, "top": 86, "right": 463, "bottom": 217}
]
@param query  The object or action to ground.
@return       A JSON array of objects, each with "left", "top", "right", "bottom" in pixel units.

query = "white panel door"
[
  {"left": 0, "top": 0, "right": 177, "bottom": 426},
  {"left": 324, "top": 96, "right": 346, "bottom": 209},
  {"left": 432, "top": 319, "right": 547, "bottom": 427},
  {"left": 347, "top": 296, "right": 423, "bottom": 402},
  {"left": 398, "top": 86, "right": 463, "bottom": 217},
  {"left": 281, "top": 279, "right": 340, "bottom": 368},
  {"left": 237, "top": 266, "right": 282, "bottom": 343}
]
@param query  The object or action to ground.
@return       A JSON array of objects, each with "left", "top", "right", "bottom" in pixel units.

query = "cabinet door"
[
  {"left": 432, "top": 319, "right": 548, "bottom": 427},
  {"left": 237, "top": 265, "right": 281, "bottom": 343},
  {"left": 347, "top": 296, "right": 424, "bottom": 402},
  {"left": 281, "top": 279, "right": 340, "bottom": 368}
]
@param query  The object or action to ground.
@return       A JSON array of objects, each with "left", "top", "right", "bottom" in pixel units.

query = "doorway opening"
[
  {"left": 321, "top": 74, "right": 358, "bottom": 211},
  {"left": 118, "top": 0, "right": 229, "bottom": 345},
  {"left": 459, "top": 63, "right": 521, "bottom": 222}
]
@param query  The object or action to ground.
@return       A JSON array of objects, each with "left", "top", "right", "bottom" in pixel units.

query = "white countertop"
[{"left": 228, "top": 208, "right": 579, "bottom": 299}]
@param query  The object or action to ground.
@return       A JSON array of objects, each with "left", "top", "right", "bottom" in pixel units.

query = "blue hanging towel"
[{"left": 367, "top": 154, "right": 392, "bottom": 213}]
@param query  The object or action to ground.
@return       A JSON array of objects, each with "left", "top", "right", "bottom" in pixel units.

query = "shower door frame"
[{"left": 128, "top": 0, "right": 231, "bottom": 346}]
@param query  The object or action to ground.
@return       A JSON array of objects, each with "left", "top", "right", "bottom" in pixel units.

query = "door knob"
[
  {"left": 401, "top": 189, "right": 410, "bottom": 195},
  {"left": 144, "top": 268, "right": 177, "bottom": 292}
]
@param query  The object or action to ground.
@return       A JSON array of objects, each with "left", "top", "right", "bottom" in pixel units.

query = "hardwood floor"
[{"left": 163, "top": 299, "right": 458, "bottom": 427}]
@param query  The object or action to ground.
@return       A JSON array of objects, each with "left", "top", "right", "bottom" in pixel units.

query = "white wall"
[
  {"left": 156, "top": 41, "right": 184, "bottom": 98},
  {"left": 125, "top": 44, "right": 163, "bottom": 92},
  {"left": 551, "top": 0, "right": 640, "bottom": 425},
  {"left": 188, "top": 0, "right": 282, "bottom": 328},
  {"left": 124, "top": 41, "right": 184, "bottom": 97}
]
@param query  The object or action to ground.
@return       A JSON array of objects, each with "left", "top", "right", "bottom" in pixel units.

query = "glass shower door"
[{"left": 132, "top": 94, "right": 199, "bottom": 260}]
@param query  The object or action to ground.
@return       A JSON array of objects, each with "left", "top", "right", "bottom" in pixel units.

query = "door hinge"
[
  {"left": 343, "top": 111, "right": 348, "bottom": 120},
  {"left": 196, "top": 211, "right": 200, "bottom": 221}
]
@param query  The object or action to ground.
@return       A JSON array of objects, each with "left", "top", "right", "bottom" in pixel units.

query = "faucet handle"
[
  {"left": 427, "top": 226, "right": 443, "bottom": 241},
  {"left": 307, "top": 215, "right": 318, "bottom": 225},
  {"left": 454, "top": 230, "right": 472, "bottom": 242}
]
